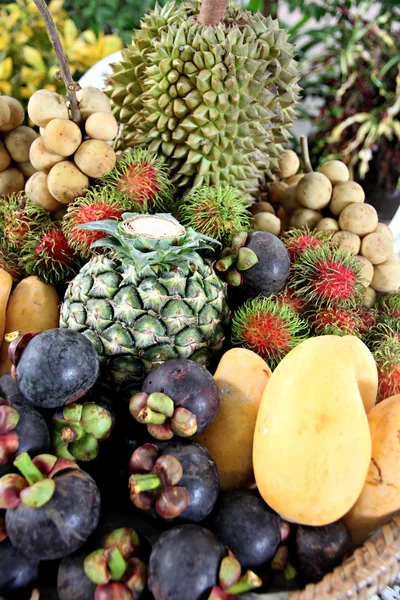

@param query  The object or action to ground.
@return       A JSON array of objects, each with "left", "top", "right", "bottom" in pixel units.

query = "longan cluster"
[
  {"left": 259, "top": 150, "right": 400, "bottom": 301},
  {"left": 26, "top": 87, "right": 118, "bottom": 214},
  {"left": 0, "top": 96, "right": 39, "bottom": 197}
]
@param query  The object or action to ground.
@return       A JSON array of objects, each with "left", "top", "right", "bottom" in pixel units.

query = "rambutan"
[
  {"left": 0, "top": 243, "right": 24, "bottom": 281},
  {"left": 357, "top": 307, "right": 378, "bottom": 338},
  {"left": 281, "top": 227, "right": 333, "bottom": 262},
  {"left": 178, "top": 183, "right": 251, "bottom": 244},
  {"left": 307, "top": 306, "right": 362, "bottom": 337},
  {"left": 231, "top": 297, "right": 310, "bottom": 369},
  {"left": 101, "top": 149, "right": 174, "bottom": 212},
  {"left": 62, "top": 188, "right": 131, "bottom": 259},
  {"left": 0, "top": 192, "right": 51, "bottom": 251},
  {"left": 274, "top": 286, "right": 306, "bottom": 314},
  {"left": 376, "top": 292, "right": 400, "bottom": 320},
  {"left": 377, "top": 363, "right": 400, "bottom": 403},
  {"left": 290, "top": 246, "right": 364, "bottom": 308},
  {"left": 21, "top": 224, "right": 81, "bottom": 284}
]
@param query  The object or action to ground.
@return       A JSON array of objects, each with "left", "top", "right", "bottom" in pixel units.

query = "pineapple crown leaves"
[{"left": 76, "top": 213, "right": 219, "bottom": 270}]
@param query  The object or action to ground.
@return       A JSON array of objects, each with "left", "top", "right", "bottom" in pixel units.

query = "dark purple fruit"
[
  {"left": 0, "top": 400, "right": 50, "bottom": 478},
  {"left": 159, "top": 440, "right": 219, "bottom": 522},
  {"left": 209, "top": 490, "right": 281, "bottom": 569},
  {"left": 0, "top": 538, "right": 39, "bottom": 599},
  {"left": 149, "top": 524, "right": 224, "bottom": 600},
  {"left": 6, "top": 468, "right": 101, "bottom": 560},
  {"left": 15, "top": 329, "right": 100, "bottom": 409},
  {"left": 241, "top": 231, "right": 290, "bottom": 298},
  {"left": 57, "top": 555, "right": 96, "bottom": 600},
  {"left": 296, "top": 521, "right": 353, "bottom": 581},
  {"left": 142, "top": 359, "right": 220, "bottom": 434},
  {"left": 0, "top": 373, "right": 27, "bottom": 405}
]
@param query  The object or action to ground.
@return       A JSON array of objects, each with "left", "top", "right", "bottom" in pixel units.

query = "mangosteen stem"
[
  {"left": 225, "top": 571, "right": 262, "bottom": 595},
  {"left": 61, "top": 425, "right": 80, "bottom": 443},
  {"left": 14, "top": 452, "right": 44, "bottom": 485},
  {"left": 147, "top": 393, "right": 175, "bottom": 418},
  {"left": 129, "top": 473, "right": 161, "bottom": 494},
  {"left": 107, "top": 547, "right": 128, "bottom": 581},
  {"left": 300, "top": 135, "right": 313, "bottom": 173},
  {"left": 137, "top": 407, "right": 167, "bottom": 425}
]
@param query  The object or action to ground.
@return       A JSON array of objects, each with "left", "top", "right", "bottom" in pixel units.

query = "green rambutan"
[
  {"left": 231, "top": 296, "right": 310, "bottom": 369},
  {"left": 0, "top": 192, "right": 52, "bottom": 251},
  {"left": 290, "top": 246, "right": 364, "bottom": 308},
  {"left": 0, "top": 243, "right": 24, "bottom": 282},
  {"left": 62, "top": 188, "right": 132, "bottom": 259},
  {"left": 281, "top": 227, "right": 333, "bottom": 262},
  {"left": 376, "top": 292, "right": 400, "bottom": 321},
  {"left": 307, "top": 306, "right": 362, "bottom": 337},
  {"left": 20, "top": 224, "right": 82, "bottom": 285},
  {"left": 100, "top": 149, "right": 174, "bottom": 212},
  {"left": 178, "top": 184, "right": 251, "bottom": 244}
]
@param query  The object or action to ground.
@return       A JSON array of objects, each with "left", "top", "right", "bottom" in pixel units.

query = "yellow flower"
[
  {"left": 0, "top": 81, "right": 12, "bottom": 95},
  {"left": 0, "top": 57, "right": 13, "bottom": 80},
  {"left": 0, "top": 30, "right": 11, "bottom": 51}
]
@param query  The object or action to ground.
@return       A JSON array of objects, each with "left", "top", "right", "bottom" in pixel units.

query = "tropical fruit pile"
[{"left": 1, "top": 0, "right": 400, "bottom": 599}]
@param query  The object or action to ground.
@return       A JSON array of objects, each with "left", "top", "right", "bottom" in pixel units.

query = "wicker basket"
[{"left": 241, "top": 514, "right": 400, "bottom": 600}]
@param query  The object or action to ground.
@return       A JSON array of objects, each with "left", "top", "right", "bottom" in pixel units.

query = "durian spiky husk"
[{"left": 106, "top": 0, "right": 300, "bottom": 201}]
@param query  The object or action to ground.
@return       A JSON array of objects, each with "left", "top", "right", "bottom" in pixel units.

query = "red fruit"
[
  {"left": 281, "top": 227, "right": 332, "bottom": 262},
  {"left": 275, "top": 286, "right": 306, "bottom": 314},
  {"left": 309, "top": 306, "right": 362, "bottom": 336},
  {"left": 377, "top": 364, "right": 400, "bottom": 403}
]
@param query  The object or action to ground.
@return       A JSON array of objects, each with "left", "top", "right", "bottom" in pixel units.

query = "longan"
[
  {"left": 354, "top": 255, "right": 374, "bottom": 287},
  {"left": 0, "top": 97, "right": 11, "bottom": 129},
  {"left": 315, "top": 218, "right": 340, "bottom": 233},
  {"left": 374, "top": 222, "right": 393, "bottom": 240},
  {"left": 319, "top": 160, "right": 349, "bottom": 185},
  {"left": 43, "top": 119, "right": 82, "bottom": 156},
  {"left": 0, "top": 97, "right": 24, "bottom": 132},
  {"left": 330, "top": 181, "right": 365, "bottom": 216},
  {"left": 360, "top": 232, "right": 393, "bottom": 265},
  {"left": 0, "top": 167, "right": 25, "bottom": 196},
  {"left": 295, "top": 172, "right": 332, "bottom": 210},
  {"left": 277, "top": 150, "right": 300, "bottom": 179},
  {"left": 76, "top": 87, "right": 112, "bottom": 119},
  {"left": 29, "top": 137, "right": 64, "bottom": 173},
  {"left": 85, "top": 112, "right": 119, "bottom": 141},
  {"left": 74, "top": 140, "right": 116, "bottom": 178},
  {"left": 253, "top": 212, "right": 281, "bottom": 236},
  {"left": 18, "top": 161, "right": 37, "bottom": 178},
  {"left": 331, "top": 231, "right": 361, "bottom": 255},
  {"left": 27, "top": 90, "right": 69, "bottom": 128},
  {"left": 370, "top": 260, "right": 400, "bottom": 294},
  {"left": 363, "top": 287, "right": 376, "bottom": 308},
  {"left": 47, "top": 161, "right": 89, "bottom": 204},
  {"left": 290, "top": 208, "right": 322, "bottom": 230},
  {"left": 251, "top": 201, "right": 275, "bottom": 216},
  {"left": 4, "top": 126, "right": 38, "bottom": 163},
  {"left": 0, "top": 142, "right": 11, "bottom": 173},
  {"left": 26, "top": 171, "right": 65, "bottom": 211},
  {"left": 280, "top": 184, "right": 301, "bottom": 214},
  {"left": 338, "top": 203, "right": 378, "bottom": 237}
]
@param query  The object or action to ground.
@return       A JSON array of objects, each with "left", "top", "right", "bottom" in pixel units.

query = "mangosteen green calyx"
[
  {"left": 129, "top": 359, "right": 220, "bottom": 440},
  {"left": 83, "top": 527, "right": 147, "bottom": 599},
  {"left": 0, "top": 452, "right": 101, "bottom": 560},
  {"left": 52, "top": 401, "right": 115, "bottom": 461},
  {"left": 207, "top": 549, "right": 262, "bottom": 600},
  {"left": 128, "top": 440, "right": 219, "bottom": 522},
  {"left": 215, "top": 231, "right": 290, "bottom": 297},
  {"left": 0, "top": 396, "right": 50, "bottom": 478},
  {"left": 8, "top": 329, "right": 100, "bottom": 409}
]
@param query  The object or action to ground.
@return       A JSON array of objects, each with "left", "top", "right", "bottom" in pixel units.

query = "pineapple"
[{"left": 60, "top": 214, "right": 230, "bottom": 387}]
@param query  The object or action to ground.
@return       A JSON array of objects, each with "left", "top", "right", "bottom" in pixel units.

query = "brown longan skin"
[
  {"left": 85, "top": 112, "right": 119, "bottom": 141},
  {"left": 295, "top": 172, "right": 332, "bottom": 210},
  {"left": 363, "top": 287, "right": 376, "bottom": 308},
  {"left": 76, "top": 87, "right": 112, "bottom": 119},
  {"left": 360, "top": 232, "right": 393, "bottom": 265},
  {"left": 354, "top": 255, "right": 374, "bottom": 287},
  {"left": 338, "top": 203, "right": 378, "bottom": 237},
  {"left": 280, "top": 184, "right": 301, "bottom": 214},
  {"left": 253, "top": 212, "right": 281, "bottom": 236},
  {"left": 277, "top": 149, "right": 300, "bottom": 179},
  {"left": 43, "top": 119, "right": 82, "bottom": 157},
  {"left": 286, "top": 174, "right": 304, "bottom": 185},
  {"left": 26, "top": 171, "right": 65, "bottom": 211},
  {"left": 47, "top": 161, "right": 89, "bottom": 204},
  {"left": 29, "top": 137, "right": 64, "bottom": 173},
  {"left": 318, "top": 160, "right": 349, "bottom": 186},
  {"left": 74, "top": 140, "right": 116, "bottom": 178},
  {"left": 251, "top": 201, "right": 275, "bottom": 216},
  {"left": 0, "top": 167, "right": 25, "bottom": 196},
  {"left": 4, "top": 126, "right": 39, "bottom": 163},
  {"left": 266, "top": 181, "right": 288, "bottom": 205},
  {"left": 0, "top": 98, "right": 11, "bottom": 129},
  {"left": 374, "top": 222, "right": 393, "bottom": 241},
  {"left": 0, "top": 142, "right": 11, "bottom": 173},
  {"left": 27, "top": 90, "right": 69, "bottom": 128},
  {"left": 18, "top": 161, "right": 37, "bottom": 178},
  {"left": 331, "top": 231, "right": 361, "bottom": 255},
  {"left": 315, "top": 217, "right": 340, "bottom": 233},
  {"left": 370, "top": 261, "right": 400, "bottom": 294},
  {"left": 0, "top": 97, "right": 24, "bottom": 132},
  {"left": 290, "top": 207, "right": 322, "bottom": 230},
  {"left": 330, "top": 181, "right": 365, "bottom": 216}
]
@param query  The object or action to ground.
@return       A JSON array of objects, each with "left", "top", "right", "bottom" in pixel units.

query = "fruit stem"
[
  {"left": 33, "top": 0, "right": 82, "bottom": 126},
  {"left": 129, "top": 473, "right": 161, "bottom": 494},
  {"left": 225, "top": 571, "right": 262, "bottom": 595},
  {"left": 300, "top": 135, "right": 313, "bottom": 173},
  {"left": 14, "top": 452, "right": 44, "bottom": 485},
  {"left": 107, "top": 547, "right": 128, "bottom": 581},
  {"left": 198, "top": 0, "right": 229, "bottom": 25}
]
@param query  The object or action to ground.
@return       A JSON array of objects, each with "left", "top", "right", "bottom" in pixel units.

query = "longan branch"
[
  {"left": 300, "top": 136, "right": 313, "bottom": 173},
  {"left": 198, "top": 0, "right": 229, "bottom": 25},
  {"left": 33, "top": 0, "right": 81, "bottom": 125}
]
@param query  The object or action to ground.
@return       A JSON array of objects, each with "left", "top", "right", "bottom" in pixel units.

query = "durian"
[{"left": 106, "top": 0, "right": 300, "bottom": 201}]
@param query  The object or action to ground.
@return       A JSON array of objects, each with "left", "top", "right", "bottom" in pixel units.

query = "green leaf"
[{"left": 22, "top": 46, "right": 46, "bottom": 72}]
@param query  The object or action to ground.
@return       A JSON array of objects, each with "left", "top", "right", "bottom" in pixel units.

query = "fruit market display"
[{"left": 2, "top": 0, "right": 400, "bottom": 599}]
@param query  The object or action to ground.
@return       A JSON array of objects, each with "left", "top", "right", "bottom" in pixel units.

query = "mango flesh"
[
  {"left": 195, "top": 348, "right": 271, "bottom": 491},
  {"left": 343, "top": 394, "right": 400, "bottom": 546},
  {"left": 253, "top": 335, "right": 373, "bottom": 526}
]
